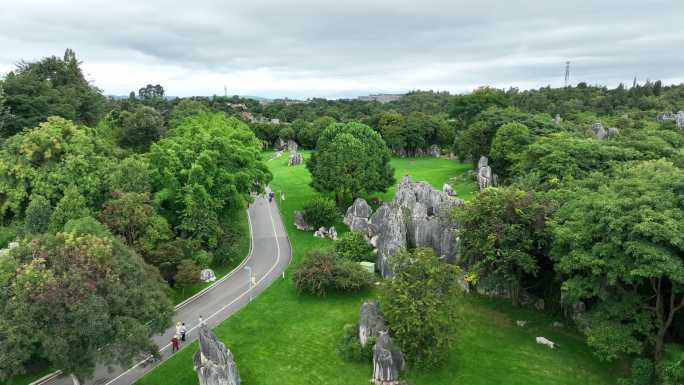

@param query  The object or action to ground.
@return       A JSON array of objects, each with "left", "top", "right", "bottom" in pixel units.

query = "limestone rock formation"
[
  {"left": 606, "top": 127, "right": 620, "bottom": 138},
  {"left": 344, "top": 198, "right": 373, "bottom": 233},
  {"left": 442, "top": 183, "right": 454, "bottom": 196},
  {"left": 591, "top": 122, "right": 607, "bottom": 140},
  {"left": 200, "top": 269, "right": 216, "bottom": 282},
  {"left": 428, "top": 144, "right": 440, "bottom": 157},
  {"left": 477, "top": 156, "right": 497, "bottom": 191},
  {"left": 677, "top": 111, "right": 684, "bottom": 130},
  {"left": 287, "top": 139, "right": 299, "bottom": 153},
  {"left": 372, "top": 331, "right": 404, "bottom": 385},
  {"left": 359, "top": 176, "right": 462, "bottom": 277},
  {"left": 313, "top": 226, "right": 338, "bottom": 240},
  {"left": 359, "top": 302, "right": 387, "bottom": 346},
  {"left": 193, "top": 324, "right": 240, "bottom": 385},
  {"left": 293, "top": 210, "right": 313, "bottom": 231},
  {"left": 273, "top": 137, "right": 287, "bottom": 151},
  {"left": 554, "top": 114, "right": 561, "bottom": 124},
  {"left": 288, "top": 151, "right": 303, "bottom": 166}
]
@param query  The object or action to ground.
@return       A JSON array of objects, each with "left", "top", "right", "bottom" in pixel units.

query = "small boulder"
[
  {"left": 200, "top": 269, "right": 216, "bottom": 283},
  {"left": 428, "top": 144, "right": 440, "bottom": 157},
  {"left": 287, "top": 139, "right": 299, "bottom": 153},
  {"left": 293, "top": 211, "right": 313, "bottom": 231},
  {"left": 442, "top": 183, "right": 454, "bottom": 196},
  {"left": 288, "top": 152, "right": 303, "bottom": 166},
  {"left": 359, "top": 302, "right": 387, "bottom": 346}
]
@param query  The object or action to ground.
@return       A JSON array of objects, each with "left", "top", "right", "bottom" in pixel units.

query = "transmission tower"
[{"left": 564, "top": 61, "right": 571, "bottom": 88}]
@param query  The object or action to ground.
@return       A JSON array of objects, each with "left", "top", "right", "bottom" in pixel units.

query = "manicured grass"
[
  {"left": 170, "top": 209, "right": 251, "bottom": 304},
  {"left": 136, "top": 152, "right": 618, "bottom": 385}
]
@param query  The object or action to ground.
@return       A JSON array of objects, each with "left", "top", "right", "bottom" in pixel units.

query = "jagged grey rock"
[
  {"left": 344, "top": 198, "right": 372, "bottom": 225},
  {"left": 288, "top": 151, "right": 303, "bottom": 166},
  {"left": 429, "top": 144, "right": 440, "bottom": 157},
  {"left": 591, "top": 122, "right": 607, "bottom": 140},
  {"left": 677, "top": 111, "right": 684, "bottom": 129},
  {"left": 606, "top": 127, "right": 620, "bottom": 138},
  {"left": 554, "top": 114, "right": 561, "bottom": 124},
  {"left": 273, "top": 137, "right": 287, "bottom": 150},
  {"left": 443, "top": 183, "right": 454, "bottom": 196},
  {"left": 293, "top": 210, "right": 313, "bottom": 231},
  {"left": 287, "top": 139, "right": 299, "bottom": 153},
  {"left": 359, "top": 302, "right": 387, "bottom": 346},
  {"left": 372, "top": 331, "right": 404, "bottom": 385},
  {"left": 193, "top": 324, "right": 240, "bottom": 385},
  {"left": 368, "top": 203, "right": 407, "bottom": 277},
  {"left": 313, "top": 226, "right": 337, "bottom": 240},
  {"left": 200, "top": 269, "right": 216, "bottom": 282},
  {"left": 477, "top": 156, "right": 496, "bottom": 191}
]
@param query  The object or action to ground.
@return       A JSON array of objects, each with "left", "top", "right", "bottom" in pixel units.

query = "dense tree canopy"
[
  {"left": 307, "top": 122, "right": 394, "bottom": 204},
  {"left": 0, "top": 230, "right": 173, "bottom": 383}
]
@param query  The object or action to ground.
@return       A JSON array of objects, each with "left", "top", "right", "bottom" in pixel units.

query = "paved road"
[{"left": 45, "top": 193, "right": 291, "bottom": 385}]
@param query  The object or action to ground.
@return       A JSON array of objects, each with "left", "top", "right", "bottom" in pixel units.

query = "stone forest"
[{"left": 1, "top": 10, "right": 684, "bottom": 384}]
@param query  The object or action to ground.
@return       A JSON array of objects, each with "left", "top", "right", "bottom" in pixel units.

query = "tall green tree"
[
  {"left": 381, "top": 248, "right": 462, "bottom": 368},
  {"left": 24, "top": 194, "right": 52, "bottom": 234},
  {"left": 115, "top": 106, "right": 165, "bottom": 151},
  {"left": 1, "top": 49, "right": 105, "bottom": 137},
  {"left": 0, "top": 231, "right": 173, "bottom": 385},
  {"left": 455, "top": 187, "right": 552, "bottom": 305},
  {"left": 149, "top": 112, "right": 270, "bottom": 248},
  {"left": 307, "top": 122, "right": 394, "bottom": 204},
  {"left": 489, "top": 122, "right": 534, "bottom": 179},
  {"left": 48, "top": 186, "right": 90, "bottom": 233},
  {"left": 378, "top": 111, "right": 406, "bottom": 152},
  {"left": 552, "top": 160, "right": 684, "bottom": 361}
]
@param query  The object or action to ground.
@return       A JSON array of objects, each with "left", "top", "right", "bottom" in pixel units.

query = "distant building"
[
  {"left": 357, "top": 93, "right": 404, "bottom": 103},
  {"left": 270, "top": 118, "right": 280, "bottom": 124}
]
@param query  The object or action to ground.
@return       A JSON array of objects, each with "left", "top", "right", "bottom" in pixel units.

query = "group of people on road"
[{"left": 170, "top": 321, "right": 188, "bottom": 353}]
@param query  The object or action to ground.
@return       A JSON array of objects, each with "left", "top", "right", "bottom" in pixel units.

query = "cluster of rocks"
[
  {"left": 392, "top": 144, "right": 441, "bottom": 158},
  {"left": 194, "top": 324, "right": 241, "bottom": 385},
  {"left": 273, "top": 137, "right": 287, "bottom": 151},
  {"left": 344, "top": 176, "right": 463, "bottom": 277},
  {"left": 358, "top": 302, "right": 405, "bottom": 385},
  {"left": 476, "top": 156, "right": 497, "bottom": 191},
  {"left": 287, "top": 140, "right": 303, "bottom": 166},
  {"left": 313, "top": 226, "right": 337, "bottom": 240},
  {"left": 293, "top": 210, "right": 313, "bottom": 231},
  {"left": 591, "top": 122, "right": 619, "bottom": 140}
]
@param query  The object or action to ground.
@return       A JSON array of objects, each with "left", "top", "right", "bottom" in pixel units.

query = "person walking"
[
  {"left": 171, "top": 334, "right": 180, "bottom": 353},
  {"left": 175, "top": 321, "right": 182, "bottom": 336},
  {"left": 198, "top": 315, "right": 204, "bottom": 326},
  {"left": 180, "top": 322, "right": 187, "bottom": 342}
]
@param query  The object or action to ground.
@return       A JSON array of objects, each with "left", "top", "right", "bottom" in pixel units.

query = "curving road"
[{"left": 43, "top": 193, "right": 291, "bottom": 385}]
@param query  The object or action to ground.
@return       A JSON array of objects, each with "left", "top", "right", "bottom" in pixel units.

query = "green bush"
[
  {"left": 292, "top": 248, "right": 372, "bottom": 296},
  {"left": 303, "top": 197, "right": 339, "bottom": 229},
  {"left": 335, "top": 232, "right": 374, "bottom": 262},
  {"left": 618, "top": 358, "right": 654, "bottom": 385},
  {"left": 336, "top": 323, "right": 374, "bottom": 362},
  {"left": 25, "top": 194, "right": 52, "bottom": 234},
  {"left": 192, "top": 250, "right": 214, "bottom": 268},
  {"left": 0, "top": 225, "right": 17, "bottom": 248}
]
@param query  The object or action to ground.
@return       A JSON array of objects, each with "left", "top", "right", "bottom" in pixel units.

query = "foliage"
[
  {"left": 0, "top": 116, "right": 115, "bottom": 219},
  {"left": 292, "top": 248, "right": 372, "bottom": 296},
  {"left": 337, "top": 323, "right": 374, "bottom": 362},
  {"left": 24, "top": 194, "right": 52, "bottom": 234},
  {"left": 48, "top": 186, "right": 91, "bottom": 233},
  {"left": 307, "top": 122, "right": 394, "bottom": 204},
  {"left": 489, "top": 122, "right": 533, "bottom": 179},
  {"left": 551, "top": 160, "right": 684, "bottom": 361},
  {"left": 108, "top": 155, "right": 153, "bottom": 194},
  {"left": 0, "top": 232, "right": 173, "bottom": 383},
  {"left": 114, "top": 106, "right": 165, "bottom": 151},
  {"left": 380, "top": 248, "right": 463, "bottom": 369},
  {"left": 169, "top": 99, "right": 209, "bottom": 128},
  {"left": 454, "top": 187, "right": 552, "bottom": 305},
  {"left": 147, "top": 238, "right": 196, "bottom": 285},
  {"left": 617, "top": 359, "right": 655, "bottom": 385},
  {"left": 302, "top": 197, "right": 338, "bottom": 229},
  {"left": 149, "top": 112, "right": 271, "bottom": 248},
  {"left": 334, "top": 232, "right": 374, "bottom": 262},
  {"left": 0, "top": 49, "right": 105, "bottom": 137},
  {"left": 174, "top": 259, "right": 201, "bottom": 290}
]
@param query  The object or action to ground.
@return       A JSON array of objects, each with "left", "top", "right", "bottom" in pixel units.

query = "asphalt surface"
[{"left": 45, "top": 193, "right": 291, "bottom": 385}]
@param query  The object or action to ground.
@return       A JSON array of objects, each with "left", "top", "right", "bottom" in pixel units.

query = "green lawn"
[{"left": 135, "top": 153, "right": 618, "bottom": 385}]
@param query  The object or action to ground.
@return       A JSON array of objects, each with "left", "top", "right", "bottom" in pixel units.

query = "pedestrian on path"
[
  {"left": 171, "top": 334, "right": 180, "bottom": 352},
  {"left": 180, "top": 323, "right": 187, "bottom": 342},
  {"left": 175, "top": 321, "right": 182, "bottom": 336},
  {"left": 199, "top": 315, "right": 204, "bottom": 326}
]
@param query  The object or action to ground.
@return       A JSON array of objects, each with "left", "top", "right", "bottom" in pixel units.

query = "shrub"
[
  {"left": 292, "top": 248, "right": 372, "bottom": 296},
  {"left": 192, "top": 250, "right": 214, "bottom": 268},
  {"left": 618, "top": 358, "right": 655, "bottom": 385},
  {"left": 303, "top": 197, "right": 338, "bottom": 229},
  {"left": 337, "top": 323, "right": 374, "bottom": 362},
  {"left": 335, "top": 232, "right": 374, "bottom": 262},
  {"left": 25, "top": 194, "right": 52, "bottom": 234}
]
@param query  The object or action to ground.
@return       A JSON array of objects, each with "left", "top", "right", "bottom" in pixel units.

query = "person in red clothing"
[{"left": 171, "top": 334, "right": 180, "bottom": 352}]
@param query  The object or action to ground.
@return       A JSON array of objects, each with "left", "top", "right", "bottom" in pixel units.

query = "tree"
[
  {"left": 380, "top": 248, "right": 462, "bottom": 368},
  {"left": 175, "top": 259, "right": 201, "bottom": 295},
  {"left": 138, "top": 84, "right": 164, "bottom": 100},
  {"left": 489, "top": 122, "right": 534, "bottom": 179},
  {"left": 169, "top": 99, "right": 209, "bottom": 127},
  {"left": 115, "top": 106, "right": 165, "bottom": 151},
  {"left": 303, "top": 197, "right": 338, "bottom": 228},
  {"left": 449, "top": 86, "right": 509, "bottom": 127},
  {"left": 454, "top": 187, "right": 552, "bottom": 306},
  {"left": 551, "top": 160, "right": 684, "bottom": 361},
  {"left": 0, "top": 85, "right": 13, "bottom": 135},
  {"left": 0, "top": 232, "right": 173, "bottom": 384},
  {"left": 98, "top": 192, "right": 171, "bottom": 255},
  {"left": 377, "top": 111, "right": 406, "bottom": 152},
  {"left": 0, "top": 116, "right": 116, "bottom": 220},
  {"left": 24, "top": 194, "right": 52, "bottom": 234},
  {"left": 1, "top": 49, "right": 105, "bottom": 137},
  {"left": 307, "top": 122, "right": 394, "bottom": 204},
  {"left": 107, "top": 156, "right": 153, "bottom": 194},
  {"left": 48, "top": 186, "right": 91, "bottom": 233},
  {"left": 149, "top": 112, "right": 271, "bottom": 248}
]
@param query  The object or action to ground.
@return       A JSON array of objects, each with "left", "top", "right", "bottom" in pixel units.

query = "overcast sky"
[{"left": 1, "top": 0, "right": 682, "bottom": 99}]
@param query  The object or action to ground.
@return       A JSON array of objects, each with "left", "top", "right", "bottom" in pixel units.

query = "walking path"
[{"left": 43, "top": 193, "right": 291, "bottom": 385}]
